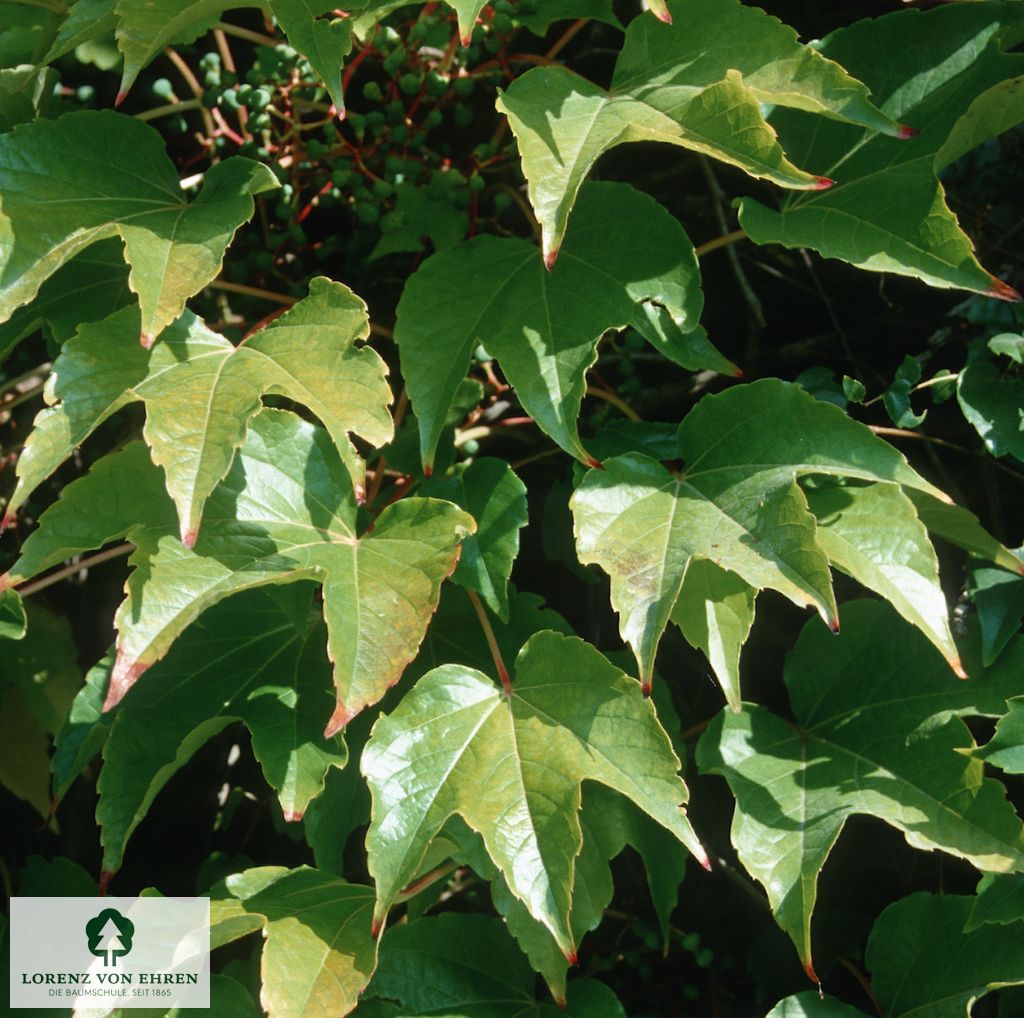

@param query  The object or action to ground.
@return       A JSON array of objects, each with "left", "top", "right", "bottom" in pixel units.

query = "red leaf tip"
[
  {"left": 951, "top": 657, "right": 968, "bottom": 680},
  {"left": 733, "top": 367, "right": 745, "bottom": 378},
  {"left": 140, "top": 331, "right": 156, "bottom": 350},
  {"left": 803, "top": 959, "right": 820, "bottom": 985},
  {"left": 543, "top": 246, "right": 559, "bottom": 271},
  {"left": 354, "top": 482, "right": 366, "bottom": 505},
  {"left": 585, "top": 456, "right": 604, "bottom": 470},
  {"left": 324, "top": 700, "right": 356, "bottom": 739},
  {"left": 0, "top": 513, "right": 16, "bottom": 534},
  {"left": 812, "top": 176, "right": 834, "bottom": 191},
  {"left": 698, "top": 851, "right": 712, "bottom": 872},
  {"left": 828, "top": 616, "right": 840, "bottom": 635},
  {"left": 422, "top": 463, "right": 433, "bottom": 479},
  {"left": 460, "top": 32, "right": 472, "bottom": 47},
  {"left": 181, "top": 529, "right": 198, "bottom": 549},
  {"left": 563, "top": 949, "right": 578, "bottom": 966},
  {"left": 897, "top": 124, "right": 920, "bottom": 140},
  {"left": 103, "top": 655, "right": 151, "bottom": 712},
  {"left": 654, "top": 7, "right": 673, "bottom": 22},
  {"left": 99, "top": 870, "right": 115, "bottom": 896},
  {"left": 370, "top": 918, "right": 383, "bottom": 939},
  {"left": 641, "top": 679, "right": 652, "bottom": 697},
  {"left": 282, "top": 808, "right": 303, "bottom": 822},
  {"left": 0, "top": 572, "right": 13, "bottom": 593},
  {"left": 987, "top": 277, "right": 1023, "bottom": 303},
  {"left": 114, "top": 92, "right": 127, "bottom": 109}
]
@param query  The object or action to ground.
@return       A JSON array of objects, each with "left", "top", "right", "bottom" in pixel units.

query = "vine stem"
[
  {"left": 546, "top": 18, "right": 588, "bottom": 60},
  {"left": 840, "top": 957, "right": 883, "bottom": 1017},
  {"left": 862, "top": 372, "right": 959, "bottom": 408},
  {"left": 135, "top": 98, "right": 203, "bottom": 122},
  {"left": 214, "top": 21, "right": 279, "bottom": 48},
  {"left": 869, "top": 425, "right": 1024, "bottom": 483},
  {"left": 393, "top": 861, "right": 458, "bottom": 904},
  {"left": 164, "top": 46, "right": 216, "bottom": 140},
  {"left": 467, "top": 589, "right": 511, "bottom": 693},
  {"left": 15, "top": 544, "right": 133, "bottom": 598},
  {"left": 694, "top": 228, "right": 747, "bottom": 258},
  {"left": 587, "top": 385, "right": 641, "bottom": 421}
]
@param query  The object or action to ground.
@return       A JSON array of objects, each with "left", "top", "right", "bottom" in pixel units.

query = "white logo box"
[{"left": 9, "top": 897, "right": 210, "bottom": 1011}]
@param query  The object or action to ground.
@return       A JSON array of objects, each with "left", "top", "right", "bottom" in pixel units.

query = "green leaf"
[
  {"left": 973, "top": 695, "right": 1024, "bottom": 774},
  {"left": 805, "top": 480, "right": 961, "bottom": 675},
  {"left": 906, "top": 489, "right": 1024, "bottom": 576},
  {"left": 448, "top": 0, "right": 486, "bottom": 45},
  {"left": 366, "top": 912, "right": 626, "bottom": 1016},
  {"left": 882, "top": 355, "right": 926, "bottom": 429},
  {"left": 421, "top": 458, "right": 527, "bottom": 620},
  {"left": 51, "top": 653, "right": 115, "bottom": 802},
  {"left": 44, "top": 0, "right": 118, "bottom": 64},
  {"left": 0, "top": 602, "right": 81, "bottom": 816},
  {"left": 0, "top": 2, "right": 57, "bottom": 67},
  {"left": 5, "top": 410, "right": 474, "bottom": 731},
  {"left": 696, "top": 600, "right": 1024, "bottom": 977},
  {"left": 0, "top": 110, "right": 278, "bottom": 342},
  {"left": 0, "top": 587, "right": 25, "bottom": 639},
  {"left": 363, "top": 629, "right": 706, "bottom": 958},
  {"left": 514, "top": 0, "right": 621, "bottom": 37},
  {"left": 370, "top": 180, "right": 469, "bottom": 259},
  {"left": 498, "top": 0, "right": 902, "bottom": 261},
  {"left": 112, "top": 0, "right": 237, "bottom": 97},
  {"left": 210, "top": 866, "right": 377, "bottom": 1018},
  {"left": 94, "top": 586, "right": 345, "bottom": 874},
  {"left": 572, "top": 378, "right": 948, "bottom": 690},
  {"left": 396, "top": 181, "right": 703, "bottom": 469},
  {"left": 969, "top": 551, "right": 1024, "bottom": 666},
  {"left": 0, "top": 64, "right": 57, "bottom": 132},
  {"left": 967, "top": 873, "right": 1024, "bottom": 931},
  {"left": 0, "top": 238, "right": 132, "bottom": 362},
  {"left": 866, "top": 893, "right": 1024, "bottom": 1017},
  {"left": 8, "top": 277, "right": 392, "bottom": 542},
  {"left": 766, "top": 994, "right": 868, "bottom": 1018},
  {"left": 271, "top": 0, "right": 352, "bottom": 113},
  {"left": 958, "top": 344, "right": 1024, "bottom": 461},
  {"left": 670, "top": 559, "right": 755, "bottom": 712},
  {"left": 737, "top": 4, "right": 1024, "bottom": 296},
  {"left": 990, "top": 332, "right": 1024, "bottom": 364}
]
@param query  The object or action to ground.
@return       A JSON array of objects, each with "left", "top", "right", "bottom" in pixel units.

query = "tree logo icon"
[{"left": 85, "top": 908, "right": 135, "bottom": 967}]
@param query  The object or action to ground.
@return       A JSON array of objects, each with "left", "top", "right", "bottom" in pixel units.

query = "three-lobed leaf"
[
  {"left": 572, "top": 378, "right": 951, "bottom": 692},
  {"left": 696, "top": 600, "right": 1024, "bottom": 977},
  {"left": 396, "top": 181, "right": 722, "bottom": 470},
  {"left": 0, "top": 110, "right": 278, "bottom": 342},
  {"left": 8, "top": 277, "right": 392, "bottom": 542},
  {"left": 362, "top": 629, "right": 706, "bottom": 958},
  {"left": 4, "top": 410, "right": 474, "bottom": 732},
  {"left": 498, "top": 0, "right": 903, "bottom": 261},
  {"left": 737, "top": 4, "right": 1024, "bottom": 296}
]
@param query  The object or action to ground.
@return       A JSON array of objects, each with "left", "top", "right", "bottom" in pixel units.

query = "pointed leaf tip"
[
  {"left": 828, "top": 616, "right": 840, "bottom": 635},
  {"left": 354, "top": 483, "right": 366, "bottom": 505},
  {"left": 181, "top": 529, "right": 198, "bottom": 549},
  {"left": 282, "top": 808, "right": 303, "bottom": 822},
  {"left": 898, "top": 124, "right": 920, "bottom": 140},
  {"left": 0, "top": 514, "right": 15, "bottom": 534},
  {"left": 987, "top": 277, "right": 1023, "bottom": 302},
  {"left": 324, "top": 700, "right": 356, "bottom": 739},
  {"left": 563, "top": 948, "right": 578, "bottom": 965},
  {"left": 103, "top": 655, "right": 151, "bottom": 711},
  {"left": 461, "top": 32, "right": 472, "bottom": 47},
  {"left": 802, "top": 960, "right": 820, "bottom": 985},
  {"left": 370, "top": 917, "right": 383, "bottom": 939},
  {"left": 114, "top": 92, "right": 127, "bottom": 109},
  {"left": 586, "top": 456, "right": 604, "bottom": 470},
  {"left": 98, "top": 870, "right": 115, "bottom": 895},
  {"left": 140, "top": 331, "right": 155, "bottom": 350},
  {"left": 697, "top": 850, "right": 712, "bottom": 872},
  {"left": 813, "top": 176, "right": 835, "bottom": 190},
  {"left": 543, "top": 246, "right": 559, "bottom": 271},
  {"left": 0, "top": 572, "right": 12, "bottom": 593},
  {"left": 422, "top": 464, "right": 433, "bottom": 478},
  {"left": 641, "top": 679, "right": 652, "bottom": 697},
  {"left": 951, "top": 657, "right": 968, "bottom": 680},
  {"left": 654, "top": 8, "right": 672, "bottom": 22}
]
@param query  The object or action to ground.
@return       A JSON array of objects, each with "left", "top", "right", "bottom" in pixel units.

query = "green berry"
[
  {"left": 390, "top": 124, "right": 408, "bottom": 143},
  {"left": 453, "top": 76, "right": 474, "bottom": 97},
  {"left": 385, "top": 99, "right": 405, "bottom": 123},
  {"left": 493, "top": 192, "right": 511, "bottom": 212},
  {"left": 168, "top": 115, "right": 188, "bottom": 134},
  {"left": 495, "top": 0, "right": 514, "bottom": 11},
  {"left": 347, "top": 111, "right": 366, "bottom": 133},
  {"left": 366, "top": 110, "right": 386, "bottom": 128},
  {"left": 681, "top": 932, "right": 700, "bottom": 952},
  {"left": 399, "top": 72, "right": 421, "bottom": 96},
  {"left": 355, "top": 201, "right": 380, "bottom": 224},
  {"left": 362, "top": 81, "right": 382, "bottom": 101},
  {"left": 76, "top": 84, "right": 96, "bottom": 103},
  {"left": 249, "top": 87, "right": 271, "bottom": 111},
  {"left": 203, "top": 69, "right": 221, "bottom": 89},
  {"left": 696, "top": 949, "right": 714, "bottom": 969},
  {"left": 484, "top": 35, "right": 501, "bottom": 53},
  {"left": 274, "top": 201, "right": 292, "bottom": 220},
  {"left": 353, "top": 185, "right": 373, "bottom": 202},
  {"left": 220, "top": 88, "right": 240, "bottom": 110},
  {"left": 250, "top": 112, "right": 271, "bottom": 130},
  {"left": 461, "top": 438, "right": 480, "bottom": 455},
  {"left": 372, "top": 179, "right": 394, "bottom": 199},
  {"left": 201, "top": 88, "right": 219, "bottom": 109},
  {"left": 151, "top": 77, "right": 174, "bottom": 100},
  {"left": 236, "top": 83, "right": 253, "bottom": 102},
  {"left": 425, "top": 71, "right": 447, "bottom": 97},
  {"left": 493, "top": 12, "right": 513, "bottom": 32},
  {"left": 425, "top": 109, "right": 443, "bottom": 129},
  {"left": 331, "top": 168, "right": 353, "bottom": 187},
  {"left": 307, "top": 138, "right": 324, "bottom": 158},
  {"left": 469, "top": 174, "right": 486, "bottom": 192}
]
